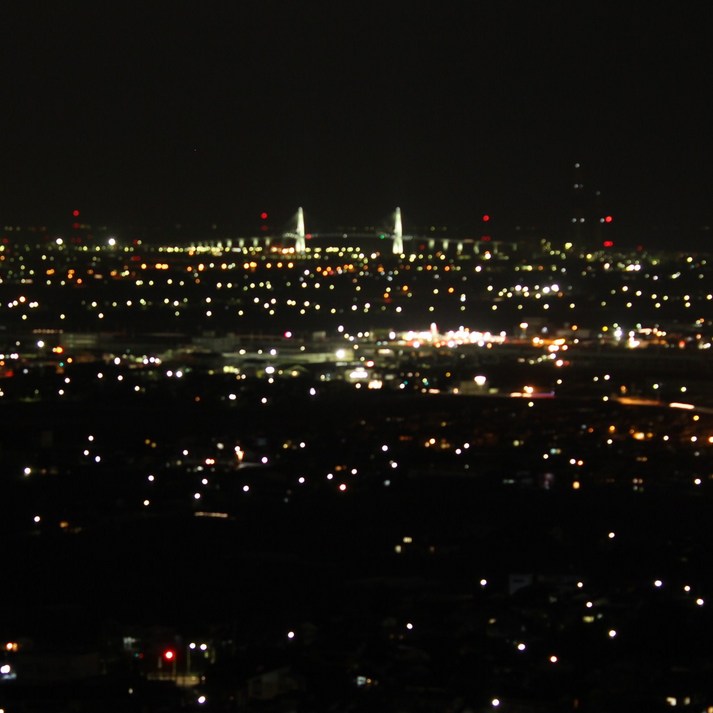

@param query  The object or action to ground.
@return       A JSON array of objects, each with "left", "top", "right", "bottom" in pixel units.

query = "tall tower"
[
  {"left": 571, "top": 162, "right": 587, "bottom": 246},
  {"left": 570, "top": 162, "right": 598, "bottom": 248},
  {"left": 392, "top": 207, "right": 404, "bottom": 255}
]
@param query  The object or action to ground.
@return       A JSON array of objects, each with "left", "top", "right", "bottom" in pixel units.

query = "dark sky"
[{"left": 2, "top": 1, "right": 712, "bottom": 242}]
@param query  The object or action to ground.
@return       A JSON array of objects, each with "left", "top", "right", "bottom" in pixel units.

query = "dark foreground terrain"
[{"left": 1, "top": 378, "right": 712, "bottom": 711}]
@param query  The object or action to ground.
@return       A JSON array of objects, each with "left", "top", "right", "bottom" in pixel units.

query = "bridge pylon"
[
  {"left": 283, "top": 207, "right": 306, "bottom": 253},
  {"left": 295, "top": 207, "right": 306, "bottom": 253},
  {"left": 392, "top": 206, "right": 404, "bottom": 255}
]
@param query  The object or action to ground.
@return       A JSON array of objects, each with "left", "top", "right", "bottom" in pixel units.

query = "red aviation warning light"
[
  {"left": 72, "top": 209, "right": 80, "bottom": 218},
  {"left": 260, "top": 211, "right": 269, "bottom": 232},
  {"left": 604, "top": 215, "right": 613, "bottom": 223},
  {"left": 603, "top": 240, "right": 614, "bottom": 248},
  {"left": 481, "top": 214, "right": 492, "bottom": 241}
]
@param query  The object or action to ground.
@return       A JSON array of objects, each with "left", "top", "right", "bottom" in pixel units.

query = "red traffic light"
[{"left": 163, "top": 649, "right": 175, "bottom": 661}]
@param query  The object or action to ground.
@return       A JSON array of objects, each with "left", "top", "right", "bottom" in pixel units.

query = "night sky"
[{"left": 2, "top": 1, "right": 712, "bottom": 244}]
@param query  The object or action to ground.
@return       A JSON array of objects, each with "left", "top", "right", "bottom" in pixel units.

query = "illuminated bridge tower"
[
  {"left": 392, "top": 206, "right": 404, "bottom": 255},
  {"left": 283, "top": 207, "right": 306, "bottom": 253},
  {"left": 295, "top": 207, "right": 306, "bottom": 253}
]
